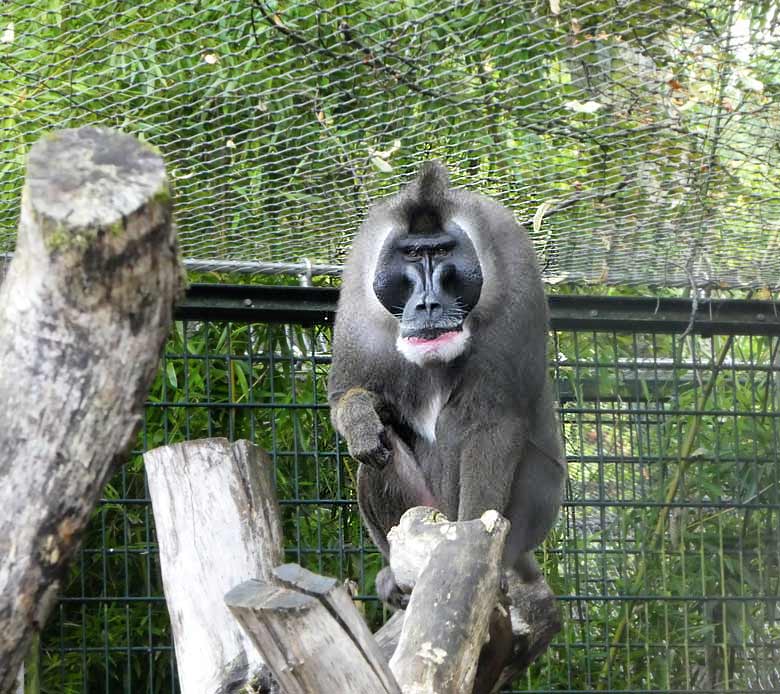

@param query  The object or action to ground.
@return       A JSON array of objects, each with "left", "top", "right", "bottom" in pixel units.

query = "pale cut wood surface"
[
  {"left": 388, "top": 507, "right": 509, "bottom": 694},
  {"left": 227, "top": 566, "right": 401, "bottom": 694},
  {"left": 375, "top": 506, "right": 562, "bottom": 694},
  {"left": 145, "top": 439, "right": 283, "bottom": 694}
]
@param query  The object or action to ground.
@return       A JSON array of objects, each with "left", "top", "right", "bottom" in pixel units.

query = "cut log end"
[
  {"left": 26, "top": 127, "right": 168, "bottom": 234},
  {"left": 227, "top": 571, "right": 400, "bottom": 694},
  {"left": 9, "top": 126, "right": 182, "bottom": 317}
]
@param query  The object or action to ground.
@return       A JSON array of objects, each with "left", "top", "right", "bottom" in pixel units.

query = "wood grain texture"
[
  {"left": 376, "top": 506, "right": 562, "bottom": 694},
  {"left": 388, "top": 507, "right": 509, "bottom": 694},
  {"left": 227, "top": 567, "right": 400, "bottom": 694},
  {"left": 144, "top": 439, "right": 283, "bottom": 694},
  {"left": 0, "top": 127, "right": 182, "bottom": 693}
]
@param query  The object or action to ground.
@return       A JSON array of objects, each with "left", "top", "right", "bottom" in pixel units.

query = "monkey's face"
[{"left": 372, "top": 221, "right": 483, "bottom": 366}]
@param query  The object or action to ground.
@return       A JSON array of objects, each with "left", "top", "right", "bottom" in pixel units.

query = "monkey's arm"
[{"left": 331, "top": 387, "right": 392, "bottom": 468}]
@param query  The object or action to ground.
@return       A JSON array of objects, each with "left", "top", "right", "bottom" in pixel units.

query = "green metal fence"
[{"left": 34, "top": 289, "right": 780, "bottom": 693}]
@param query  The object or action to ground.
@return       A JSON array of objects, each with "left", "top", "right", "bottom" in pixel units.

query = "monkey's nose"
[{"left": 416, "top": 295, "right": 442, "bottom": 317}]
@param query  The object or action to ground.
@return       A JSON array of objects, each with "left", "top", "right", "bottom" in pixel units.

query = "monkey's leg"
[
  {"left": 358, "top": 431, "right": 437, "bottom": 610},
  {"left": 358, "top": 462, "right": 410, "bottom": 609},
  {"left": 503, "top": 441, "right": 566, "bottom": 581},
  {"left": 455, "top": 415, "right": 529, "bottom": 525}
]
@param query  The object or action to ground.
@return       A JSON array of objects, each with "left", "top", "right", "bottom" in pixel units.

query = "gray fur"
[{"left": 328, "top": 161, "right": 566, "bottom": 605}]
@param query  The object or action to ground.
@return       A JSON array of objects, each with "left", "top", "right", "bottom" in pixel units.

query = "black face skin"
[{"left": 372, "top": 222, "right": 483, "bottom": 339}]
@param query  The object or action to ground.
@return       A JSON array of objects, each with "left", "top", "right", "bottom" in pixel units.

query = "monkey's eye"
[
  {"left": 404, "top": 248, "right": 422, "bottom": 260},
  {"left": 433, "top": 247, "right": 451, "bottom": 258}
]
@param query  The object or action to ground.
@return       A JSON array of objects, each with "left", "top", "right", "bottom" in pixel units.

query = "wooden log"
[
  {"left": 387, "top": 507, "right": 509, "bottom": 694},
  {"left": 144, "top": 439, "right": 284, "bottom": 694},
  {"left": 375, "top": 612, "right": 405, "bottom": 663},
  {"left": 486, "top": 571, "right": 562, "bottom": 692},
  {"left": 0, "top": 127, "right": 182, "bottom": 693},
  {"left": 226, "top": 564, "right": 400, "bottom": 694},
  {"left": 374, "top": 507, "right": 562, "bottom": 694}
]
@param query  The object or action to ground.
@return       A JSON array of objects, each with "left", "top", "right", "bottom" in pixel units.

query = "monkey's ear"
[{"left": 416, "top": 160, "right": 450, "bottom": 204}]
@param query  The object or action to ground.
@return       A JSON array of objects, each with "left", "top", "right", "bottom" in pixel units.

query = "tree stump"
[
  {"left": 144, "top": 439, "right": 284, "bottom": 694},
  {"left": 0, "top": 127, "right": 182, "bottom": 693}
]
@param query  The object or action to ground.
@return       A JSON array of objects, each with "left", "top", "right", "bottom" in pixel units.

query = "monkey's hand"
[
  {"left": 334, "top": 387, "right": 392, "bottom": 469},
  {"left": 376, "top": 566, "right": 410, "bottom": 610},
  {"left": 346, "top": 419, "right": 392, "bottom": 469}
]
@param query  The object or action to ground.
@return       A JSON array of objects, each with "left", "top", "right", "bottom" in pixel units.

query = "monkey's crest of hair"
[
  {"left": 416, "top": 159, "right": 450, "bottom": 200},
  {"left": 402, "top": 160, "right": 452, "bottom": 235}
]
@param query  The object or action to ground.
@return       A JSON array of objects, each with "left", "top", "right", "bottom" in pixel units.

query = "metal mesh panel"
[
  {"left": 37, "top": 308, "right": 780, "bottom": 693},
  {"left": 2, "top": 1, "right": 780, "bottom": 287}
]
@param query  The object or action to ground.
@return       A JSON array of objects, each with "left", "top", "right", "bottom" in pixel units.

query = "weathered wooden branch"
[
  {"left": 144, "top": 439, "right": 284, "bottom": 694},
  {"left": 0, "top": 127, "right": 182, "bottom": 693},
  {"left": 227, "top": 565, "right": 400, "bottom": 694},
  {"left": 385, "top": 507, "right": 509, "bottom": 694},
  {"left": 375, "top": 507, "right": 562, "bottom": 694}
]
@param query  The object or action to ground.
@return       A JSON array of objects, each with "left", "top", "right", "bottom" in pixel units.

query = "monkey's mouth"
[
  {"left": 401, "top": 326, "right": 463, "bottom": 345},
  {"left": 396, "top": 323, "right": 470, "bottom": 365}
]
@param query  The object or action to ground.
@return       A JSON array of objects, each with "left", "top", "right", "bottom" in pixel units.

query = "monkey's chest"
[{"left": 408, "top": 388, "right": 450, "bottom": 444}]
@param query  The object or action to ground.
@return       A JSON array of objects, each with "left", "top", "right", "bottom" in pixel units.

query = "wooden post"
[
  {"left": 375, "top": 507, "right": 562, "bottom": 694},
  {"left": 386, "top": 507, "right": 510, "bottom": 694},
  {"left": 144, "top": 439, "right": 284, "bottom": 694},
  {"left": 0, "top": 127, "right": 182, "bottom": 693},
  {"left": 227, "top": 565, "right": 400, "bottom": 694}
]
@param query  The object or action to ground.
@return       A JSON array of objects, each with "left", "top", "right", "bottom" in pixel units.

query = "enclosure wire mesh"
[
  {"left": 38, "top": 314, "right": 780, "bottom": 693},
  {"left": 2, "top": 1, "right": 780, "bottom": 287}
]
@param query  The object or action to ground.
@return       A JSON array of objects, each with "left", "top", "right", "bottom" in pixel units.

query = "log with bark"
[
  {"left": 374, "top": 507, "right": 561, "bottom": 694},
  {"left": 0, "top": 127, "right": 183, "bottom": 693},
  {"left": 227, "top": 564, "right": 400, "bottom": 694}
]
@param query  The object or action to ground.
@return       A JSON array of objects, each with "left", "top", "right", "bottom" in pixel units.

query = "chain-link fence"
[
  {"left": 2, "top": 1, "right": 780, "bottom": 287},
  {"left": 33, "top": 292, "right": 780, "bottom": 693}
]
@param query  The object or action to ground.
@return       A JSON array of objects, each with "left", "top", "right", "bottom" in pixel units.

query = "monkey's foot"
[{"left": 376, "top": 566, "right": 410, "bottom": 610}]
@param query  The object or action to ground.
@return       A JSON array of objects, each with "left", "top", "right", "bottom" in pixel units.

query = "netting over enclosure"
[{"left": 2, "top": 1, "right": 780, "bottom": 287}]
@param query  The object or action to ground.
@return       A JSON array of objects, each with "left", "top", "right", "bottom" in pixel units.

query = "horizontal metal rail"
[{"left": 176, "top": 283, "right": 780, "bottom": 335}]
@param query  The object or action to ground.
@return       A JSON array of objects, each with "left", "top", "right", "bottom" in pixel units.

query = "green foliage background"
[
  {"left": 2, "top": 0, "right": 780, "bottom": 286},
  {"left": 1, "top": 0, "right": 778, "bottom": 692}
]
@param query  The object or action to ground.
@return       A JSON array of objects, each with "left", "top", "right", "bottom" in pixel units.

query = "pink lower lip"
[{"left": 405, "top": 331, "right": 459, "bottom": 347}]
